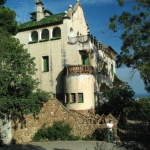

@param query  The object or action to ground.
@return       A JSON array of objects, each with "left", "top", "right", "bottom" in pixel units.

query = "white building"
[{"left": 15, "top": 0, "right": 117, "bottom": 111}]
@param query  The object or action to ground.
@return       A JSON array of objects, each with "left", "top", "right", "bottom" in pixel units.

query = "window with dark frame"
[
  {"left": 42, "top": 56, "right": 49, "bottom": 72},
  {"left": 41, "top": 29, "right": 49, "bottom": 40},
  {"left": 51, "top": 27, "right": 61, "bottom": 40},
  {"left": 78, "top": 93, "right": 83, "bottom": 103},
  {"left": 66, "top": 93, "right": 69, "bottom": 103},
  {"left": 81, "top": 55, "right": 89, "bottom": 65},
  {"left": 71, "top": 93, "right": 75, "bottom": 103}
]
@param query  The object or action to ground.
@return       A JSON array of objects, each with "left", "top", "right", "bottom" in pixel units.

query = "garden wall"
[{"left": 11, "top": 98, "right": 117, "bottom": 143}]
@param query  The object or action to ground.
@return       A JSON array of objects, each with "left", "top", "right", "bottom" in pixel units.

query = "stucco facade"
[{"left": 15, "top": 0, "right": 117, "bottom": 111}]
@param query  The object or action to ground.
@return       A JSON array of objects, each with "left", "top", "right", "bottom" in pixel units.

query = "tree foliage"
[
  {"left": 98, "top": 78, "right": 135, "bottom": 118},
  {"left": 0, "top": 1, "right": 51, "bottom": 120},
  {"left": 0, "top": 0, "right": 18, "bottom": 35},
  {"left": 127, "top": 97, "right": 150, "bottom": 121},
  {"left": 105, "top": 83, "right": 134, "bottom": 117},
  {"left": 109, "top": 0, "right": 150, "bottom": 91},
  {"left": 0, "top": 0, "right": 6, "bottom": 6},
  {"left": 32, "top": 121, "right": 80, "bottom": 141},
  {"left": 0, "top": 30, "right": 51, "bottom": 119}
]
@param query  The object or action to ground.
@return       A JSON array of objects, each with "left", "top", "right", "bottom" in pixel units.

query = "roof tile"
[{"left": 19, "top": 13, "right": 65, "bottom": 30}]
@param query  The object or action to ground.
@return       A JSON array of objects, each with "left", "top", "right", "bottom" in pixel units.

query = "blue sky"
[{"left": 5, "top": 0, "right": 148, "bottom": 95}]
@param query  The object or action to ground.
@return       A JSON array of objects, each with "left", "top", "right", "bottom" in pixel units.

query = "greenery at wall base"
[
  {"left": 32, "top": 121, "right": 80, "bottom": 141},
  {"left": 32, "top": 121, "right": 104, "bottom": 142}
]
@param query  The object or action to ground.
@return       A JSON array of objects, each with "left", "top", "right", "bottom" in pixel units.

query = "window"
[
  {"left": 31, "top": 31, "right": 38, "bottom": 42},
  {"left": 71, "top": 93, "right": 75, "bottom": 103},
  {"left": 41, "top": 29, "right": 49, "bottom": 41},
  {"left": 111, "top": 64, "right": 114, "bottom": 75},
  {"left": 66, "top": 94, "right": 69, "bottom": 103},
  {"left": 70, "top": 27, "right": 74, "bottom": 37},
  {"left": 78, "top": 93, "right": 84, "bottom": 103},
  {"left": 81, "top": 55, "right": 89, "bottom": 65},
  {"left": 51, "top": 27, "right": 61, "bottom": 40},
  {"left": 42, "top": 56, "right": 49, "bottom": 72}
]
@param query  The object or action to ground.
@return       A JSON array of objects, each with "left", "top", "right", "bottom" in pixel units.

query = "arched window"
[
  {"left": 51, "top": 27, "right": 61, "bottom": 40},
  {"left": 70, "top": 27, "right": 74, "bottom": 37},
  {"left": 41, "top": 29, "right": 49, "bottom": 40},
  {"left": 68, "top": 27, "right": 75, "bottom": 43},
  {"left": 31, "top": 31, "right": 38, "bottom": 42}
]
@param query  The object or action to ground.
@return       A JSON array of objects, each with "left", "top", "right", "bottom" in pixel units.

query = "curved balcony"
[
  {"left": 66, "top": 65, "right": 93, "bottom": 75},
  {"left": 68, "top": 35, "right": 89, "bottom": 44}
]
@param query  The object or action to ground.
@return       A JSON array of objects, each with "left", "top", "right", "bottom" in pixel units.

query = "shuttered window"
[
  {"left": 43, "top": 56, "right": 49, "bottom": 72},
  {"left": 81, "top": 55, "right": 89, "bottom": 65}
]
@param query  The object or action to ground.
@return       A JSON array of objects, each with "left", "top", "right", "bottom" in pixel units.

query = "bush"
[
  {"left": 127, "top": 97, "right": 150, "bottom": 121},
  {"left": 32, "top": 121, "right": 80, "bottom": 141},
  {"left": 82, "top": 135, "right": 96, "bottom": 141},
  {"left": 93, "top": 128, "right": 107, "bottom": 141}
]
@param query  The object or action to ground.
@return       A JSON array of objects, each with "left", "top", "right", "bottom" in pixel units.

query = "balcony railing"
[
  {"left": 66, "top": 65, "right": 93, "bottom": 75},
  {"left": 68, "top": 35, "right": 89, "bottom": 44}
]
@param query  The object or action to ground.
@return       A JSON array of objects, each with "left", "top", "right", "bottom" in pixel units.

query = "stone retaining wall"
[{"left": 12, "top": 98, "right": 117, "bottom": 143}]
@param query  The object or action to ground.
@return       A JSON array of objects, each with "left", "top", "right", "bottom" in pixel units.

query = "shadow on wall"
[
  {"left": 56, "top": 68, "right": 65, "bottom": 103},
  {"left": 0, "top": 144, "right": 46, "bottom": 150}
]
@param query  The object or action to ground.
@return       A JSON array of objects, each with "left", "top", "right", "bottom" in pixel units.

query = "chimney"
[{"left": 35, "top": 0, "right": 44, "bottom": 21}]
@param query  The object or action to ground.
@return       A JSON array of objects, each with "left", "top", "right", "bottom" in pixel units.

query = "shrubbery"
[
  {"left": 127, "top": 97, "right": 150, "bottom": 121},
  {"left": 93, "top": 128, "right": 108, "bottom": 141},
  {"left": 32, "top": 121, "right": 80, "bottom": 141},
  {"left": 98, "top": 83, "right": 134, "bottom": 118}
]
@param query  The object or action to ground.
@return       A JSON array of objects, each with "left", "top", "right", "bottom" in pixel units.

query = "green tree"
[
  {"left": 128, "top": 97, "right": 150, "bottom": 120},
  {"left": 0, "top": 0, "right": 6, "bottom": 5},
  {"left": 0, "top": 29, "right": 50, "bottom": 120},
  {"left": 0, "top": 0, "right": 18, "bottom": 35},
  {"left": 104, "top": 83, "right": 134, "bottom": 118},
  {"left": 0, "top": 1, "right": 51, "bottom": 120},
  {"left": 109, "top": 0, "right": 150, "bottom": 91}
]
